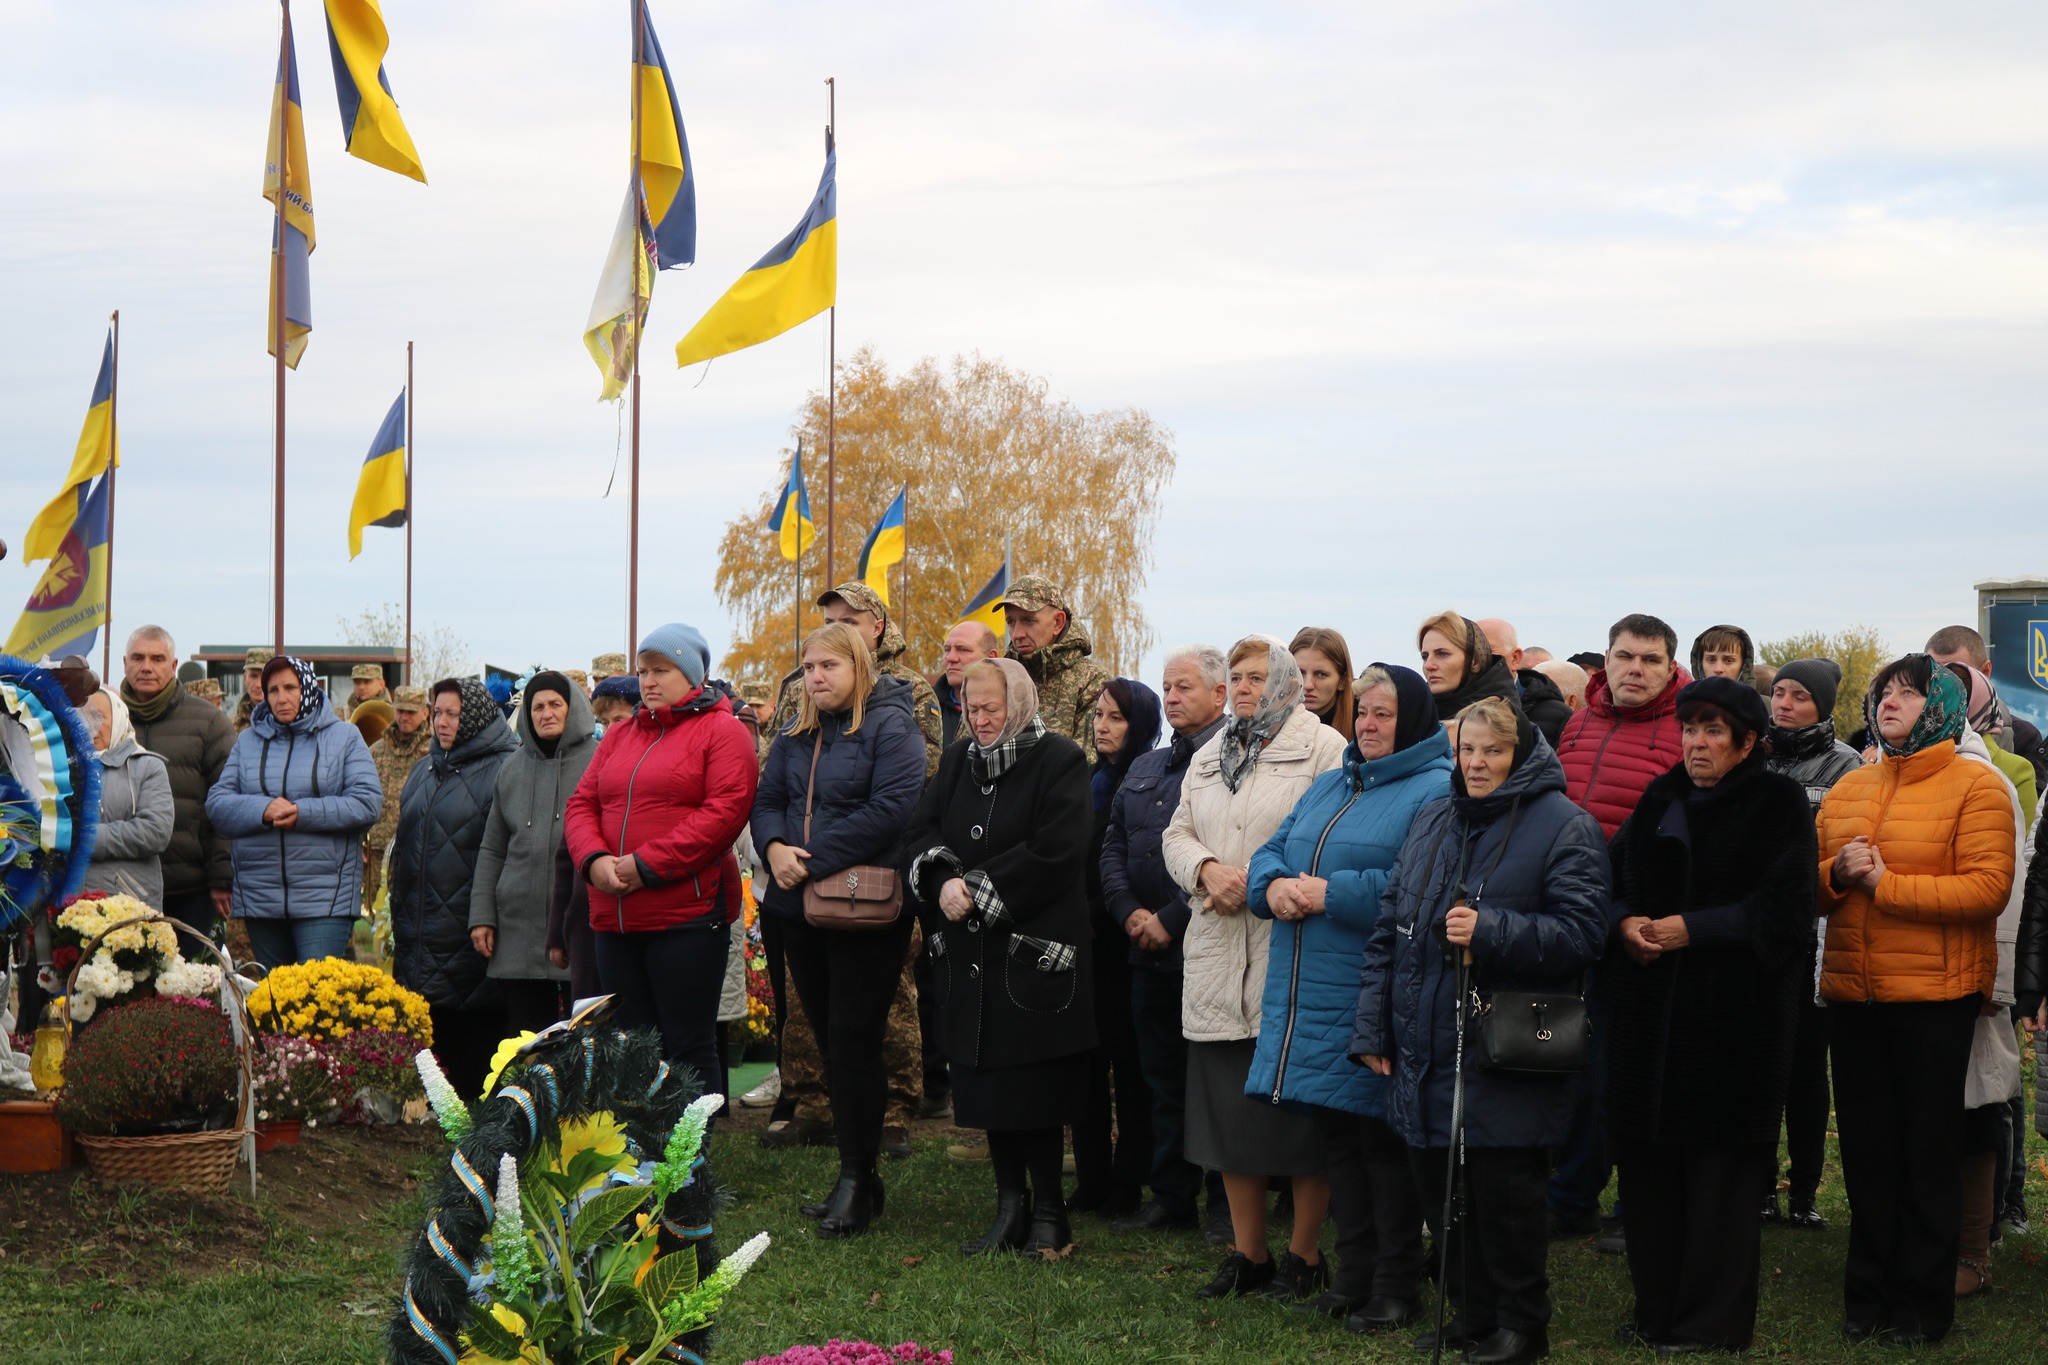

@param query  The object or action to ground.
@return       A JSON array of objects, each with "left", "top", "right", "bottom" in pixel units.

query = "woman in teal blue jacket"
[{"left": 1247, "top": 663, "right": 1452, "bottom": 1329}]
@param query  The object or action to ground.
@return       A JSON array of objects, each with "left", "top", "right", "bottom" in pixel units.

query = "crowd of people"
[{"left": 18, "top": 585, "right": 2048, "bottom": 1364}]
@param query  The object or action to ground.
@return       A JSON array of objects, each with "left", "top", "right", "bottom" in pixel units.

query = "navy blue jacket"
[
  {"left": 750, "top": 677, "right": 928, "bottom": 921},
  {"left": 1099, "top": 717, "right": 1225, "bottom": 972},
  {"left": 390, "top": 718, "right": 519, "bottom": 1010},
  {"left": 1247, "top": 731, "right": 1453, "bottom": 1116},
  {"left": 206, "top": 703, "right": 381, "bottom": 921},
  {"left": 1351, "top": 735, "right": 1610, "bottom": 1150}
]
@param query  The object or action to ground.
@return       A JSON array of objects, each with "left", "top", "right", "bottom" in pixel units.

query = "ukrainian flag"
[
  {"left": 767, "top": 445, "right": 817, "bottom": 563},
  {"left": 855, "top": 486, "right": 907, "bottom": 607},
  {"left": 22, "top": 333, "right": 117, "bottom": 566},
  {"left": 265, "top": 10, "right": 316, "bottom": 369},
  {"left": 322, "top": 0, "right": 427, "bottom": 182},
  {"left": 347, "top": 389, "right": 408, "bottom": 559},
  {"left": 958, "top": 559, "right": 1010, "bottom": 637},
  {"left": 583, "top": 4, "right": 696, "bottom": 400},
  {"left": 675, "top": 139, "right": 836, "bottom": 368},
  {"left": 6, "top": 474, "right": 111, "bottom": 661}
]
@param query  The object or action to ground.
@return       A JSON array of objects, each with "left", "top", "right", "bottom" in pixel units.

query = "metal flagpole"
[
  {"left": 627, "top": 0, "right": 646, "bottom": 656},
  {"left": 823, "top": 77, "right": 836, "bottom": 587},
  {"left": 898, "top": 483, "right": 910, "bottom": 647},
  {"left": 272, "top": 0, "right": 291, "bottom": 655},
  {"left": 101, "top": 309, "right": 120, "bottom": 679},
  {"left": 404, "top": 340, "right": 414, "bottom": 683}
]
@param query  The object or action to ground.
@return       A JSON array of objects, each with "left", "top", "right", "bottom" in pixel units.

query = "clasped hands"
[
  {"left": 765, "top": 841, "right": 812, "bottom": 891},
  {"left": 1832, "top": 835, "right": 1886, "bottom": 893},
  {"left": 938, "top": 876, "right": 974, "bottom": 922},
  {"left": 1198, "top": 861, "right": 1249, "bottom": 916},
  {"left": 262, "top": 797, "right": 300, "bottom": 830},
  {"left": 1265, "top": 875, "right": 1328, "bottom": 922},
  {"left": 587, "top": 854, "right": 646, "bottom": 897},
  {"left": 1618, "top": 914, "right": 1692, "bottom": 965}
]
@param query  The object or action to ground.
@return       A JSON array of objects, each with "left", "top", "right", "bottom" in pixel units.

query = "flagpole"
[
  {"left": 899, "top": 483, "right": 910, "bottom": 649},
  {"left": 102, "top": 310, "right": 120, "bottom": 679},
  {"left": 404, "top": 340, "right": 415, "bottom": 684},
  {"left": 626, "top": 0, "right": 646, "bottom": 656},
  {"left": 272, "top": 0, "right": 291, "bottom": 655},
  {"left": 823, "top": 77, "right": 836, "bottom": 587}
]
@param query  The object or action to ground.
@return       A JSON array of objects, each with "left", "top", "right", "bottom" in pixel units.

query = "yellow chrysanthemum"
[{"left": 480, "top": 1032, "right": 539, "bottom": 1100}]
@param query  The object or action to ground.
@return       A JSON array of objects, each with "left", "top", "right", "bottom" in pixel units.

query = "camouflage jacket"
[
  {"left": 765, "top": 619, "right": 943, "bottom": 779},
  {"left": 232, "top": 692, "right": 255, "bottom": 734},
  {"left": 364, "top": 723, "right": 432, "bottom": 850},
  {"left": 1011, "top": 619, "right": 1111, "bottom": 765}
]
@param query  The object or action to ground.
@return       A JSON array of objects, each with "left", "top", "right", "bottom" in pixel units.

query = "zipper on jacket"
[
  {"left": 275, "top": 733, "right": 297, "bottom": 920},
  {"left": 1582, "top": 723, "right": 1623, "bottom": 816},
  {"left": 1271, "top": 784, "right": 1363, "bottom": 1103},
  {"left": 614, "top": 724, "right": 670, "bottom": 930}
]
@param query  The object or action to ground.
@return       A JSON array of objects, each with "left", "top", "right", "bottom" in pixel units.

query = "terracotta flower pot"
[
  {"left": 253, "top": 1118, "right": 303, "bottom": 1152},
  {"left": 0, "top": 1100, "right": 78, "bottom": 1173}
]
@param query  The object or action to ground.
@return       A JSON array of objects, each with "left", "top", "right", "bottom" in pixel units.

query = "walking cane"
[{"left": 1431, "top": 934, "right": 1476, "bottom": 1365}]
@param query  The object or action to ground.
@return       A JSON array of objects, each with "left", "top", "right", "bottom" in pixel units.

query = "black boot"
[
  {"left": 803, "top": 1168, "right": 886, "bottom": 1221},
  {"left": 815, "top": 1169, "right": 879, "bottom": 1240},
  {"left": 1023, "top": 1192, "right": 1073, "bottom": 1256},
  {"left": 961, "top": 1190, "right": 1033, "bottom": 1255}
]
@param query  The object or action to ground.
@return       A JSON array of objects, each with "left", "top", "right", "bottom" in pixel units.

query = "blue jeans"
[{"left": 245, "top": 916, "right": 358, "bottom": 973}]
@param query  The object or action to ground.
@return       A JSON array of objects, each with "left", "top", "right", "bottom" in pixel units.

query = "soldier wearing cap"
[
  {"left": 233, "top": 647, "right": 275, "bottom": 733},
  {"left": 591, "top": 652, "right": 630, "bottom": 684},
  {"left": 563, "top": 668, "right": 591, "bottom": 695},
  {"left": 363, "top": 684, "right": 433, "bottom": 909},
  {"left": 349, "top": 663, "right": 390, "bottom": 709},
  {"left": 189, "top": 677, "right": 224, "bottom": 709},
  {"left": 766, "top": 582, "right": 942, "bottom": 780},
  {"left": 737, "top": 680, "right": 774, "bottom": 764},
  {"left": 1002, "top": 574, "right": 1111, "bottom": 764}
]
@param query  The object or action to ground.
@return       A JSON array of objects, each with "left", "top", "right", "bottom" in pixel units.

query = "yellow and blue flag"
[
  {"left": 767, "top": 445, "right": 817, "bottom": 562},
  {"left": 347, "top": 389, "right": 408, "bottom": 559},
  {"left": 264, "top": 7, "right": 316, "bottom": 369},
  {"left": 321, "top": 0, "right": 426, "bottom": 182},
  {"left": 675, "top": 138, "right": 836, "bottom": 368},
  {"left": 958, "top": 558, "right": 1010, "bottom": 636},
  {"left": 855, "top": 486, "right": 907, "bottom": 606},
  {"left": 22, "top": 333, "right": 118, "bottom": 566},
  {"left": 6, "top": 474, "right": 111, "bottom": 661},
  {"left": 584, "top": 4, "right": 696, "bottom": 400}
]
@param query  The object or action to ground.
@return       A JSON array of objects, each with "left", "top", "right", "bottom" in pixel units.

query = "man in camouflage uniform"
[
  {"left": 189, "top": 678, "right": 224, "bottom": 708},
  {"left": 362, "top": 685, "right": 431, "bottom": 909},
  {"left": 345, "top": 663, "right": 390, "bottom": 721},
  {"left": 737, "top": 680, "right": 775, "bottom": 766},
  {"left": 1003, "top": 574, "right": 1111, "bottom": 765},
  {"left": 759, "top": 581, "right": 938, "bottom": 1154},
  {"left": 232, "top": 647, "right": 272, "bottom": 733},
  {"left": 591, "top": 652, "right": 630, "bottom": 685}
]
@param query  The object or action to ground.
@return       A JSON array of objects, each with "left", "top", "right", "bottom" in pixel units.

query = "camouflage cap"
[
  {"left": 244, "top": 647, "right": 274, "bottom": 669},
  {"left": 591, "top": 652, "right": 629, "bottom": 677},
  {"left": 738, "top": 681, "right": 773, "bottom": 706},
  {"left": 393, "top": 684, "right": 429, "bottom": 711},
  {"left": 816, "top": 581, "right": 887, "bottom": 618},
  {"left": 189, "top": 678, "right": 223, "bottom": 701},
  {"left": 563, "top": 668, "right": 590, "bottom": 692},
  {"left": 351, "top": 663, "right": 385, "bottom": 682},
  {"left": 999, "top": 574, "right": 1069, "bottom": 614}
]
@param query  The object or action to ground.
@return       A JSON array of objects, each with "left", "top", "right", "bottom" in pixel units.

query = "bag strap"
[{"left": 802, "top": 731, "right": 824, "bottom": 844}]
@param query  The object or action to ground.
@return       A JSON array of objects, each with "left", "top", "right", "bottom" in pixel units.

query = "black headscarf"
[
  {"left": 1450, "top": 705, "right": 1538, "bottom": 798},
  {"left": 523, "top": 670, "right": 574, "bottom": 758},
  {"left": 1361, "top": 663, "right": 1441, "bottom": 756},
  {"left": 1091, "top": 678, "right": 1163, "bottom": 813}
]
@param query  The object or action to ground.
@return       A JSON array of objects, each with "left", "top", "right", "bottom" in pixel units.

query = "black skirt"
[{"left": 950, "top": 1053, "right": 1088, "bottom": 1130}]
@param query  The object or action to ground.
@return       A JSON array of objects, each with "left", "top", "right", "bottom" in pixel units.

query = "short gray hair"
[
  {"left": 126, "top": 625, "right": 175, "bottom": 656},
  {"left": 1162, "top": 644, "right": 1227, "bottom": 690},
  {"left": 1354, "top": 664, "right": 1397, "bottom": 697}
]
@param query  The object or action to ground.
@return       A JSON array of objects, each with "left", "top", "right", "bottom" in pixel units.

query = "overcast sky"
[{"left": 4, "top": 1, "right": 2045, "bottom": 685}]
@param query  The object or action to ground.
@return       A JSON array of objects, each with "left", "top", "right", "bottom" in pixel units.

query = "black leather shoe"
[
  {"left": 1613, "top": 1322, "right": 1653, "bottom": 1347},
  {"left": 1840, "top": 1321, "right": 1882, "bottom": 1344},
  {"left": 1195, "top": 1250, "right": 1275, "bottom": 1298},
  {"left": 815, "top": 1171, "right": 876, "bottom": 1240},
  {"left": 880, "top": 1126, "right": 913, "bottom": 1161},
  {"left": 1257, "top": 1250, "right": 1330, "bottom": 1302},
  {"left": 1022, "top": 1200, "right": 1073, "bottom": 1256},
  {"left": 961, "top": 1191, "right": 1032, "bottom": 1256},
  {"left": 1412, "top": 1319, "right": 1487, "bottom": 1353},
  {"left": 1111, "top": 1201, "right": 1199, "bottom": 1234},
  {"left": 802, "top": 1168, "right": 885, "bottom": 1220},
  {"left": 1202, "top": 1205, "right": 1234, "bottom": 1246},
  {"left": 1345, "top": 1295, "right": 1422, "bottom": 1332},
  {"left": 1876, "top": 1327, "right": 1938, "bottom": 1348},
  {"left": 758, "top": 1116, "right": 833, "bottom": 1149},
  {"left": 1296, "top": 1289, "right": 1366, "bottom": 1318},
  {"left": 1760, "top": 1195, "right": 1782, "bottom": 1222},
  {"left": 1786, "top": 1200, "right": 1827, "bottom": 1231},
  {"left": 1464, "top": 1327, "right": 1549, "bottom": 1364}
]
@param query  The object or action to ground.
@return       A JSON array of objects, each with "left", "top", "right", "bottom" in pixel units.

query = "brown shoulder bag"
[{"left": 798, "top": 730, "right": 904, "bottom": 930}]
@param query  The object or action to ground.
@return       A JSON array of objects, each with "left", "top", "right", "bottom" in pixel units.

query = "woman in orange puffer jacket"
[{"left": 1815, "top": 656, "right": 2015, "bottom": 1349}]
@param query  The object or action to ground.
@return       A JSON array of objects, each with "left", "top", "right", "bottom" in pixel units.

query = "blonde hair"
[
  {"left": 786, "top": 622, "right": 878, "bottom": 736},
  {"left": 1417, "top": 610, "right": 1489, "bottom": 676},
  {"left": 1454, "top": 696, "right": 1519, "bottom": 746}
]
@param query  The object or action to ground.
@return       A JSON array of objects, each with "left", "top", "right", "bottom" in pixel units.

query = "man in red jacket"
[
  {"left": 566, "top": 623, "right": 757, "bottom": 1097},
  {"left": 1549, "top": 612, "right": 1691, "bottom": 1255}
]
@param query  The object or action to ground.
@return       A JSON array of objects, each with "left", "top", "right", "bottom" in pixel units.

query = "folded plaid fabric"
[{"left": 1008, "top": 933, "right": 1076, "bottom": 972}]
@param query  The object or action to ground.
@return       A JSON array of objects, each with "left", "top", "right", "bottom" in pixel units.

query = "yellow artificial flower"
[
  {"left": 551, "top": 1112, "right": 634, "bottom": 1190},
  {"left": 456, "top": 1304, "right": 545, "bottom": 1365},
  {"left": 480, "top": 1032, "right": 539, "bottom": 1100}
]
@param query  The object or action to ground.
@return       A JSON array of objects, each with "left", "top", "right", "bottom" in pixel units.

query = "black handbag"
[{"left": 1473, "top": 988, "right": 1590, "bottom": 1074}]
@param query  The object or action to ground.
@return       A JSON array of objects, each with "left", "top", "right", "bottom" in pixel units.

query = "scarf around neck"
[
  {"left": 119, "top": 675, "right": 182, "bottom": 725},
  {"left": 971, "top": 715, "right": 1047, "bottom": 784},
  {"left": 1219, "top": 636, "right": 1303, "bottom": 794}
]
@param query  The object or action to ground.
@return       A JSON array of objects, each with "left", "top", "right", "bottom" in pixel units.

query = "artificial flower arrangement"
[
  {"left": 53, "top": 996, "right": 238, "bottom": 1136},
  {"left": 252, "top": 1032, "right": 341, "bottom": 1123},
  {"left": 48, "top": 893, "right": 222, "bottom": 1023},
  {"left": 391, "top": 1001, "right": 768, "bottom": 1365},
  {"left": 247, "top": 956, "right": 433, "bottom": 1046}
]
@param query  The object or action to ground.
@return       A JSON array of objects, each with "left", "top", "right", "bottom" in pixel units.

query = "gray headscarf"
[
  {"left": 968, "top": 658, "right": 1045, "bottom": 783},
  {"left": 1218, "top": 635, "right": 1303, "bottom": 793}
]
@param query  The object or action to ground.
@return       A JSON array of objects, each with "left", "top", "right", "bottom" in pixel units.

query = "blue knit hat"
[{"left": 638, "top": 623, "right": 710, "bottom": 688}]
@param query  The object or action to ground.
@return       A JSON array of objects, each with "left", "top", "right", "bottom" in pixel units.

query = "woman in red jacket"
[{"left": 566, "top": 624, "right": 758, "bottom": 1096}]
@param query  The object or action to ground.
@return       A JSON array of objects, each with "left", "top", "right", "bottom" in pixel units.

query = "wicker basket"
[{"left": 63, "top": 913, "right": 258, "bottom": 1194}]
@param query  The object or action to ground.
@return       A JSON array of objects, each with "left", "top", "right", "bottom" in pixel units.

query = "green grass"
[{"left": 3, "top": 1118, "right": 2044, "bottom": 1362}]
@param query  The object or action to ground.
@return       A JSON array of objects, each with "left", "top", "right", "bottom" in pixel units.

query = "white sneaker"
[{"left": 738, "top": 1070, "right": 781, "bottom": 1107}]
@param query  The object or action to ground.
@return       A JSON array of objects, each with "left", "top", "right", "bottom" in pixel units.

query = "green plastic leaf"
[
  {"left": 565, "top": 1145, "right": 621, "bottom": 1191},
  {"left": 592, "top": 1287, "right": 662, "bottom": 1348},
  {"left": 641, "top": 1248, "right": 701, "bottom": 1307},
  {"left": 571, "top": 1333, "right": 630, "bottom": 1365},
  {"left": 527, "top": 1301, "right": 569, "bottom": 1344},
  {"left": 464, "top": 1303, "right": 526, "bottom": 1361},
  {"left": 570, "top": 1185, "right": 654, "bottom": 1254}
]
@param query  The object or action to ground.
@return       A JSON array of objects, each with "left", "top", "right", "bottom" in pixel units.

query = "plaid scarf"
[{"left": 970, "top": 715, "right": 1046, "bottom": 784}]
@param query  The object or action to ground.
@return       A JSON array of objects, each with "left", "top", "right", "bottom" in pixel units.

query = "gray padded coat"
[{"left": 469, "top": 688, "right": 596, "bottom": 981}]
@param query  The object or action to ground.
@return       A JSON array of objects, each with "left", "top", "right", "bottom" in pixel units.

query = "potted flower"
[
  {"left": 251, "top": 1033, "right": 337, "bottom": 1149},
  {"left": 246, "top": 957, "right": 432, "bottom": 1045},
  {"left": 325, "top": 1026, "right": 426, "bottom": 1124},
  {"left": 49, "top": 893, "right": 179, "bottom": 1022},
  {"left": 53, "top": 996, "right": 245, "bottom": 1191}
]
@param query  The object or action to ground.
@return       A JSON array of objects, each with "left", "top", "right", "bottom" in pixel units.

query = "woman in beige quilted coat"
[{"left": 1163, "top": 635, "right": 1346, "bottom": 1301}]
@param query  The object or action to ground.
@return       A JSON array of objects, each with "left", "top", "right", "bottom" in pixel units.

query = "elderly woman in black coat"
[
  {"left": 1353, "top": 697, "right": 1608, "bottom": 1365},
  {"left": 1604, "top": 677, "right": 1818, "bottom": 1354},
  {"left": 906, "top": 657, "right": 1095, "bottom": 1258}
]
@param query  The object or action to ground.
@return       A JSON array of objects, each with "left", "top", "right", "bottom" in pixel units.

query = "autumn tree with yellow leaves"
[{"left": 714, "top": 348, "right": 1178, "bottom": 684}]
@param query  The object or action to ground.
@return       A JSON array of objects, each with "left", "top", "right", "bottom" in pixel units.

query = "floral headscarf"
[
  {"left": 1865, "top": 654, "right": 1966, "bottom": 759},
  {"left": 1218, "top": 636, "right": 1303, "bottom": 794},
  {"left": 253, "top": 655, "right": 328, "bottom": 729},
  {"left": 433, "top": 676, "right": 502, "bottom": 752}
]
